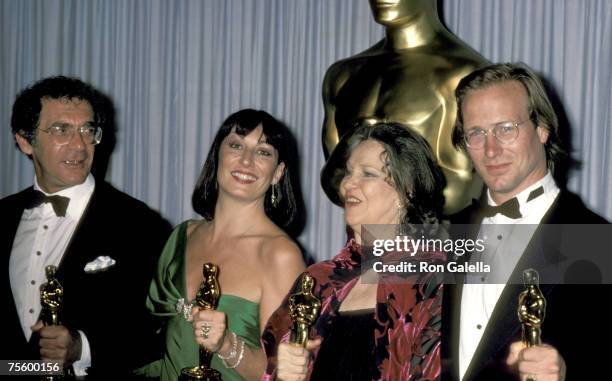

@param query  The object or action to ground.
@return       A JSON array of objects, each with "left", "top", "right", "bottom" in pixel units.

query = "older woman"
[
  {"left": 261, "top": 122, "right": 447, "bottom": 381},
  {"left": 136, "top": 109, "right": 305, "bottom": 380}
]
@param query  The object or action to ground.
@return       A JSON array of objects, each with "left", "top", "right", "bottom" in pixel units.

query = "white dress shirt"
[
  {"left": 9, "top": 174, "right": 95, "bottom": 375},
  {"left": 458, "top": 172, "right": 560, "bottom": 380}
]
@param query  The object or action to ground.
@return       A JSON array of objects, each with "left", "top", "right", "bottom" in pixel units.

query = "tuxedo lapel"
[
  {"left": 53, "top": 187, "right": 98, "bottom": 281},
  {"left": 463, "top": 284, "right": 520, "bottom": 380},
  {"left": 539, "top": 189, "right": 608, "bottom": 224},
  {"left": 463, "top": 280, "right": 556, "bottom": 380}
]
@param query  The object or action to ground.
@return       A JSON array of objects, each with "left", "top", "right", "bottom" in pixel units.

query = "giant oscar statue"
[
  {"left": 322, "top": 0, "right": 488, "bottom": 214},
  {"left": 180, "top": 263, "right": 222, "bottom": 381}
]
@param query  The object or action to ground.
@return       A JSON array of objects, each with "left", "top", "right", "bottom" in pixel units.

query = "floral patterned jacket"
[{"left": 261, "top": 239, "right": 444, "bottom": 380}]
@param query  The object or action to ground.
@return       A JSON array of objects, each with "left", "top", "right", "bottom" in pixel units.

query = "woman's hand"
[
  {"left": 277, "top": 339, "right": 321, "bottom": 381},
  {"left": 189, "top": 306, "right": 229, "bottom": 353}
]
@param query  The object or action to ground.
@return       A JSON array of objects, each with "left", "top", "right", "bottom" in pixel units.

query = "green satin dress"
[{"left": 135, "top": 221, "right": 260, "bottom": 381}]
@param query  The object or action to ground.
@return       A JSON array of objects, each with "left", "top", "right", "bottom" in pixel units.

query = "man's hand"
[
  {"left": 31, "top": 321, "right": 81, "bottom": 367},
  {"left": 507, "top": 341, "right": 566, "bottom": 381},
  {"left": 277, "top": 339, "right": 321, "bottom": 381}
]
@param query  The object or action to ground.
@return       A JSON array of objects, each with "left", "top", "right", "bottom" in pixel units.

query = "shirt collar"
[
  {"left": 486, "top": 171, "right": 558, "bottom": 217},
  {"left": 33, "top": 174, "right": 96, "bottom": 220}
]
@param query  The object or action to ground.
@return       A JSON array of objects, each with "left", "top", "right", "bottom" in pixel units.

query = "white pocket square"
[{"left": 84, "top": 256, "right": 116, "bottom": 273}]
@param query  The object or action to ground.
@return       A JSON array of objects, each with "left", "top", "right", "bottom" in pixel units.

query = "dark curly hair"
[
  {"left": 191, "top": 109, "right": 298, "bottom": 229},
  {"left": 322, "top": 121, "right": 446, "bottom": 232},
  {"left": 11, "top": 76, "right": 109, "bottom": 143}
]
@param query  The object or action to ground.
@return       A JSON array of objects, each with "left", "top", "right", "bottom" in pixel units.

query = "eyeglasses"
[
  {"left": 35, "top": 123, "right": 103, "bottom": 146},
  {"left": 464, "top": 120, "right": 529, "bottom": 149}
]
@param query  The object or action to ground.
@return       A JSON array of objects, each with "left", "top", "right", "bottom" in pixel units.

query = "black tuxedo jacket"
[
  {"left": 442, "top": 190, "right": 609, "bottom": 380},
  {"left": 1, "top": 181, "right": 171, "bottom": 379}
]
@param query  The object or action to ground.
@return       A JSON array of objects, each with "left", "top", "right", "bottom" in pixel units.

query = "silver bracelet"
[
  {"left": 224, "top": 335, "right": 245, "bottom": 369},
  {"left": 217, "top": 332, "right": 237, "bottom": 360},
  {"left": 217, "top": 332, "right": 245, "bottom": 369}
]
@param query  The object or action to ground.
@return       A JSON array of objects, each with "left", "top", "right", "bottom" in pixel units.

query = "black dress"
[{"left": 310, "top": 308, "right": 376, "bottom": 381}]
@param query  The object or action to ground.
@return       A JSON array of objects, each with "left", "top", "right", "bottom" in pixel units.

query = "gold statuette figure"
[
  {"left": 518, "top": 269, "right": 546, "bottom": 347},
  {"left": 40, "top": 265, "right": 63, "bottom": 380},
  {"left": 321, "top": 0, "right": 488, "bottom": 214},
  {"left": 180, "top": 263, "right": 222, "bottom": 381},
  {"left": 288, "top": 274, "right": 321, "bottom": 347},
  {"left": 40, "top": 265, "right": 63, "bottom": 326}
]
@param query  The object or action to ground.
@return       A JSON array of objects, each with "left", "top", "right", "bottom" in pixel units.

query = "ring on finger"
[
  {"left": 526, "top": 376, "right": 537, "bottom": 381},
  {"left": 201, "top": 323, "right": 211, "bottom": 339}
]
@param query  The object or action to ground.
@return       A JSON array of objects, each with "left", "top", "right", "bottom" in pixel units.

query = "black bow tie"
[
  {"left": 25, "top": 189, "right": 70, "bottom": 217},
  {"left": 479, "top": 186, "right": 545, "bottom": 220},
  {"left": 481, "top": 197, "right": 521, "bottom": 219}
]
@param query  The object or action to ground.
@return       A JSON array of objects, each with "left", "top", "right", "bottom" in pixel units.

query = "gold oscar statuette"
[
  {"left": 40, "top": 265, "right": 63, "bottom": 380},
  {"left": 288, "top": 274, "right": 321, "bottom": 347},
  {"left": 518, "top": 268, "right": 546, "bottom": 347},
  {"left": 40, "top": 265, "right": 63, "bottom": 326},
  {"left": 180, "top": 263, "right": 222, "bottom": 381},
  {"left": 518, "top": 269, "right": 545, "bottom": 381}
]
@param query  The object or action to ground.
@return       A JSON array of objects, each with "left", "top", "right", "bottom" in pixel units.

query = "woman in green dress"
[{"left": 136, "top": 109, "right": 305, "bottom": 380}]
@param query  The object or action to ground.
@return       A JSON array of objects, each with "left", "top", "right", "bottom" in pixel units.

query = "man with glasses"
[
  {"left": 443, "top": 63, "right": 608, "bottom": 380},
  {"left": 1, "top": 76, "right": 171, "bottom": 379}
]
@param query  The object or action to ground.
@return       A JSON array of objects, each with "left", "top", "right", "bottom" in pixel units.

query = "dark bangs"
[{"left": 192, "top": 109, "right": 301, "bottom": 233}]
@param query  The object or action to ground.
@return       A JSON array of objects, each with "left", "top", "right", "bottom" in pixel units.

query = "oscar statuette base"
[{"left": 179, "top": 365, "right": 222, "bottom": 381}]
